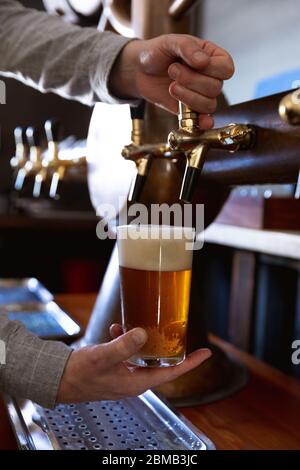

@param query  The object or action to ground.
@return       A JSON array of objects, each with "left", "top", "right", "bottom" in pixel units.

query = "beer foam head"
[{"left": 117, "top": 225, "right": 194, "bottom": 271}]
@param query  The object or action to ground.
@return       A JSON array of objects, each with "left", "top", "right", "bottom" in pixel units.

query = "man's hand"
[
  {"left": 57, "top": 325, "right": 212, "bottom": 403},
  {"left": 109, "top": 34, "right": 234, "bottom": 129}
]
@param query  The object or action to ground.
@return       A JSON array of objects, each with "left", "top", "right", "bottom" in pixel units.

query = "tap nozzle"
[
  {"left": 168, "top": 102, "right": 256, "bottom": 203},
  {"left": 180, "top": 144, "right": 209, "bottom": 203},
  {"left": 126, "top": 101, "right": 151, "bottom": 202},
  {"left": 128, "top": 155, "right": 152, "bottom": 203}
]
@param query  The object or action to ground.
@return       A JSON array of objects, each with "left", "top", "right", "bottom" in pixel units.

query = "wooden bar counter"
[{"left": 1, "top": 293, "right": 300, "bottom": 450}]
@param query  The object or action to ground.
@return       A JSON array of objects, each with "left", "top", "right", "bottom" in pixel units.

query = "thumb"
[
  {"left": 162, "top": 34, "right": 210, "bottom": 70},
  {"left": 102, "top": 328, "right": 148, "bottom": 367}
]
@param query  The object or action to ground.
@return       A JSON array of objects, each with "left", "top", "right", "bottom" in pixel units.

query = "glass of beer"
[{"left": 117, "top": 225, "right": 195, "bottom": 367}]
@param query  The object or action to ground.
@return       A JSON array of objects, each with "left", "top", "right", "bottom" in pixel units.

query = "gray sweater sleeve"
[
  {"left": 0, "top": 1, "right": 136, "bottom": 408},
  {"left": 0, "top": 315, "right": 72, "bottom": 408},
  {"left": 0, "top": 0, "right": 133, "bottom": 105}
]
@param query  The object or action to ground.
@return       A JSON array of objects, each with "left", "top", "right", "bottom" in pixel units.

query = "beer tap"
[
  {"left": 168, "top": 103, "right": 256, "bottom": 203},
  {"left": 43, "top": 118, "right": 86, "bottom": 199},
  {"left": 15, "top": 126, "right": 43, "bottom": 191},
  {"left": 32, "top": 119, "right": 60, "bottom": 198},
  {"left": 10, "top": 127, "right": 29, "bottom": 171},
  {"left": 35, "top": 119, "right": 63, "bottom": 197},
  {"left": 124, "top": 101, "right": 153, "bottom": 202},
  {"left": 279, "top": 89, "right": 300, "bottom": 198}
]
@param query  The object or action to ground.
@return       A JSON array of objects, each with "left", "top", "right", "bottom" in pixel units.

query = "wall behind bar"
[{"left": 197, "top": 0, "right": 300, "bottom": 104}]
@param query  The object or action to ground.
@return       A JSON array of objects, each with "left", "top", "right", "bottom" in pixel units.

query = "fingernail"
[
  {"left": 169, "top": 65, "right": 180, "bottom": 80},
  {"left": 172, "top": 84, "right": 183, "bottom": 96},
  {"left": 202, "top": 348, "right": 212, "bottom": 357},
  {"left": 132, "top": 328, "right": 147, "bottom": 345},
  {"left": 193, "top": 51, "right": 207, "bottom": 62}
]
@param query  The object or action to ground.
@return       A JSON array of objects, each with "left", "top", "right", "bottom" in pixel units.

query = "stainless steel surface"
[{"left": 6, "top": 391, "right": 215, "bottom": 450}]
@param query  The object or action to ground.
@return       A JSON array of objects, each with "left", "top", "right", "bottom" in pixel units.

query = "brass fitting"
[{"left": 279, "top": 89, "right": 300, "bottom": 125}]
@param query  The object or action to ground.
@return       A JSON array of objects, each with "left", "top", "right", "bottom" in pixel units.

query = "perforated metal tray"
[{"left": 5, "top": 391, "right": 215, "bottom": 451}]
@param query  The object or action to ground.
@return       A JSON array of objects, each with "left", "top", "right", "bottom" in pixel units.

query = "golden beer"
[{"left": 117, "top": 225, "right": 194, "bottom": 367}]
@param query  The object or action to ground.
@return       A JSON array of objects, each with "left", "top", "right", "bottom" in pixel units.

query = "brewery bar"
[{"left": 0, "top": 0, "right": 300, "bottom": 460}]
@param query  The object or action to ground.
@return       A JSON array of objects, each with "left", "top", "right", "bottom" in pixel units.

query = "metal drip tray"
[{"left": 6, "top": 391, "right": 214, "bottom": 450}]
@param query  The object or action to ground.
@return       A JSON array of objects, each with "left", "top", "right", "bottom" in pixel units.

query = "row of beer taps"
[
  {"left": 123, "top": 89, "right": 300, "bottom": 204},
  {"left": 122, "top": 102, "right": 256, "bottom": 203},
  {"left": 11, "top": 119, "right": 87, "bottom": 199}
]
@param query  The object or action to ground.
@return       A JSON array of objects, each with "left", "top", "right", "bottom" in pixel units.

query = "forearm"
[
  {"left": 0, "top": 0, "right": 133, "bottom": 105},
  {"left": 0, "top": 315, "right": 72, "bottom": 409}
]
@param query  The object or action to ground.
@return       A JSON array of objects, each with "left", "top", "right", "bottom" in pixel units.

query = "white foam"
[{"left": 117, "top": 225, "right": 194, "bottom": 272}]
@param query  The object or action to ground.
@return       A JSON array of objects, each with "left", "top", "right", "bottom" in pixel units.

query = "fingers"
[
  {"left": 109, "top": 323, "right": 123, "bottom": 340},
  {"left": 168, "top": 62, "right": 223, "bottom": 98},
  {"left": 136, "top": 348, "right": 212, "bottom": 390},
  {"left": 162, "top": 35, "right": 234, "bottom": 80},
  {"left": 169, "top": 81, "right": 217, "bottom": 115},
  {"left": 128, "top": 348, "right": 212, "bottom": 394},
  {"left": 202, "top": 54, "right": 235, "bottom": 80},
  {"left": 100, "top": 328, "right": 148, "bottom": 367},
  {"left": 198, "top": 114, "right": 214, "bottom": 129},
  {"left": 161, "top": 34, "right": 210, "bottom": 70}
]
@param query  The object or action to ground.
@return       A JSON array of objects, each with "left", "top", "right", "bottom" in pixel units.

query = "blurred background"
[{"left": 0, "top": 0, "right": 300, "bottom": 377}]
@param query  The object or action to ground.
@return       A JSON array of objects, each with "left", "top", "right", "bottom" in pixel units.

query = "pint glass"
[{"left": 117, "top": 225, "right": 194, "bottom": 367}]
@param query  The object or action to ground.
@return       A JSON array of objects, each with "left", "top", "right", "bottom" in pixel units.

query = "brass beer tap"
[
  {"left": 122, "top": 102, "right": 256, "bottom": 204},
  {"left": 168, "top": 104, "right": 256, "bottom": 202},
  {"left": 123, "top": 101, "right": 154, "bottom": 202},
  {"left": 32, "top": 120, "right": 61, "bottom": 198},
  {"left": 43, "top": 119, "right": 86, "bottom": 199}
]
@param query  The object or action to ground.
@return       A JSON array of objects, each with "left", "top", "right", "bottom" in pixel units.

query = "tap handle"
[
  {"left": 26, "top": 126, "right": 42, "bottom": 148},
  {"left": 14, "top": 126, "right": 27, "bottom": 147},
  {"left": 44, "top": 118, "right": 61, "bottom": 143},
  {"left": 178, "top": 102, "right": 199, "bottom": 131},
  {"left": 130, "top": 100, "right": 146, "bottom": 121}
]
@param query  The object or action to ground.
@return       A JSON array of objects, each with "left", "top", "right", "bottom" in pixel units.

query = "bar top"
[{"left": 1, "top": 293, "right": 300, "bottom": 450}]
